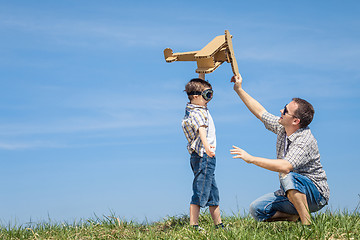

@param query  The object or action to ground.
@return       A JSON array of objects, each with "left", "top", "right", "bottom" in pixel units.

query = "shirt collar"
[
  {"left": 186, "top": 103, "right": 207, "bottom": 110},
  {"left": 287, "top": 126, "right": 309, "bottom": 142}
]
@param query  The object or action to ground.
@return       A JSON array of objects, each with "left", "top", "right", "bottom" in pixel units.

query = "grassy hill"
[{"left": 1, "top": 210, "right": 359, "bottom": 239}]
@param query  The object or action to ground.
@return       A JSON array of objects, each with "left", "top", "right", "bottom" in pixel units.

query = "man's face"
[{"left": 279, "top": 101, "right": 298, "bottom": 126}]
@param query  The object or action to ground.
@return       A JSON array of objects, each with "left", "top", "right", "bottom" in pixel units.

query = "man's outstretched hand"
[
  {"left": 230, "top": 145, "right": 253, "bottom": 163},
  {"left": 231, "top": 75, "right": 243, "bottom": 92}
]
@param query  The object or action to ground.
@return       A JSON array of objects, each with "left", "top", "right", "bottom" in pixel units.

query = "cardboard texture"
[
  {"left": 225, "top": 30, "right": 240, "bottom": 77},
  {"left": 164, "top": 30, "right": 239, "bottom": 78}
]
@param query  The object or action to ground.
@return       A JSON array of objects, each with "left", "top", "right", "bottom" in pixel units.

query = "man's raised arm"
[{"left": 231, "top": 75, "right": 267, "bottom": 121}]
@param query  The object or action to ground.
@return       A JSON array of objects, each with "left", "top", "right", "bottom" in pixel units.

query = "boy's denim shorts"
[
  {"left": 190, "top": 152, "right": 219, "bottom": 208},
  {"left": 249, "top": 172, "right": 327, "bottom": 222}
]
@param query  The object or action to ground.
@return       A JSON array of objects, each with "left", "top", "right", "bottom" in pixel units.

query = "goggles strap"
[{"left": 188, "top": 91, "right": 202, "bottom": 96}]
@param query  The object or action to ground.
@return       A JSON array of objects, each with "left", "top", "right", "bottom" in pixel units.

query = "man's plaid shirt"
[
  {"left": 182, "top": 103, "right": 209, "bottom": 157},
  {"left": 262, "top": 111, "right": 330, "bottom": 202}
]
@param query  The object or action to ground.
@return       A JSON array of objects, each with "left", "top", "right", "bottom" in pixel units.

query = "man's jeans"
[
  {"left": 250, "top": 172, "right": 327, "bottom": 221},
  {"left": 190, "top": 152, "right": 219, "bottom": 208}
]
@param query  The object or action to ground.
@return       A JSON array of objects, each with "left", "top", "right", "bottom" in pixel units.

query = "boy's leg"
[
  {"left": 209, "top": 205, "right": 222, "bottom": 225},
  {"left": 208, "top": 169, "right": 221, "bottom": 225},
  {"left": 190, "top": 153, "right": 222, "bottom": 226},
  {"left": 190, "top": 204, "right": 201, "bottom": 226},
  {"left": 191, "top": 153, "right": 217, "bottom": 208},
  {"left": 189, "top": 152, "right": 204, "bottom": 226}
]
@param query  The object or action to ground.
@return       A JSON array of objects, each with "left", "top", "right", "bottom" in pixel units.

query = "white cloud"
[{"left": 0, "top": 141, "right": 63, "bottom": 150}]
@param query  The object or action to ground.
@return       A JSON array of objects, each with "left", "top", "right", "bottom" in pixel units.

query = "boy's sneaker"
[
  {"left": 215, "top": 223, "right": 228, "bottom": 230},
  {"left": 192, "top": 225, "right": 205, "bottom": 232}
]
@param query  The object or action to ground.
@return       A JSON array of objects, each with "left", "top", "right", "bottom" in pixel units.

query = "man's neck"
[{"left": 285, "top": 126, "right": 300, "bottom": 136}]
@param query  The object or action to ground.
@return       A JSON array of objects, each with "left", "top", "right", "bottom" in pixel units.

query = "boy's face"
[
  {"left": 190, "top": 87, "right": 213, "bottom": 106},
  {"left": 201, "top": 88, "right": 213, "bottom": 101}
]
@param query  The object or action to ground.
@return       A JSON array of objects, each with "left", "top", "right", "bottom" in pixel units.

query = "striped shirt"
[
  {"left": 182, "top": 103, "right": 213, "bottom": 157},
  {"left": 262, "top": 111, "right": 330, "bottom": 202}
]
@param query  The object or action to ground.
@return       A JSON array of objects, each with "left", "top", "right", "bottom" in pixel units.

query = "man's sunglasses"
[
  {"left": 188, "top": 89, "right": 213, "bottom": 101},
  {"left": 283, "top": 104, "right": 297, "bottom": 118}
]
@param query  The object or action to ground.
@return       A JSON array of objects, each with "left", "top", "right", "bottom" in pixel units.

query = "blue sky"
[{"left": 1, "top": 0, "right": 359, "bottom": 226}]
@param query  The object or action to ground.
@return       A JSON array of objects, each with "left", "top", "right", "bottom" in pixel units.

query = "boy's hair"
[
  {"left": 292, "top": 98, "right": 315, "bottom": 128},
  {"left": 185, "top": 78, "right": 212, "bottom": 101}
]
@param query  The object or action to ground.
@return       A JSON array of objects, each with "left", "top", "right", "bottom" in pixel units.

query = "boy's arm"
[
  {"left": 231, "top": 75, "right": 267, "bottom": 121},
  {"left": 199, "top": 126, "right": 215, "bottom": 157}
]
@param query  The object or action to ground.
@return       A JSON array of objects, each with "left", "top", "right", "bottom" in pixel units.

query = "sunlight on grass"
[{"left": 0, "top": 209, "right": 359, "bottom": 239}]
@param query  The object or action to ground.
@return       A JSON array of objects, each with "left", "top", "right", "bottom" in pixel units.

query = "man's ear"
[{"left": 293, "top": 118, "right": 301, "bottom": 126}]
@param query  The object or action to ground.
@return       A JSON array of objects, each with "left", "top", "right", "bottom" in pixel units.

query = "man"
[{"left": 230, "top": 75, "right": 329, "bottom": 225}]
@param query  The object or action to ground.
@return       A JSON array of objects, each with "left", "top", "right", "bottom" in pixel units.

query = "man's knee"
[
  {"left": 286, "top": 189, "right": 301, "bottom": 197},
  {"left": 249, "top": 200, "right": 262, "bottom": 221},
  {"left": 286, "top": 189, "right": 306, "bottom": 203}
]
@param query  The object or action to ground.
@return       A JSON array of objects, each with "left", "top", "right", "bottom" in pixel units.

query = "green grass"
[{"left": 1, "top": 210, "right": 359, "bottom": 239}]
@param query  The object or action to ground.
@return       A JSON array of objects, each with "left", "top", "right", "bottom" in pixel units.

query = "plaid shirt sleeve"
[
  {"left": 262, "top": 111, "right": 282, "bottom": 134},
  {"left": 190, "top": 108, "right": 208, "bottom": 131},
  {"left": 182, "top": 107, "right": 208, "bottom": 155}
]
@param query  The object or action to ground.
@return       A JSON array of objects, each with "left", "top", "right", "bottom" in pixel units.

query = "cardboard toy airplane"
[{"left": 164, "top": 30, "right": 239, "bottom": 79}]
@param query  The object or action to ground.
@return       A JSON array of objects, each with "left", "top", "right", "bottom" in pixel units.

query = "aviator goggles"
[{"left": 188, "top": 89, "right": 213, "bottom": 101}]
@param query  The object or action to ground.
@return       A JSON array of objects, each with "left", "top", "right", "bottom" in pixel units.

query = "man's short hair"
[
  {"left": 185, "top": 78, "right": 212, "bottom": 100},
  {"left": 292, "top": 98, "right": 315, "bottom": 128}
]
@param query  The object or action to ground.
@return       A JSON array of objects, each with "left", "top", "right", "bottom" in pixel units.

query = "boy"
[{"left": 181, "top": 78, "right": 224, "bottom": 230}]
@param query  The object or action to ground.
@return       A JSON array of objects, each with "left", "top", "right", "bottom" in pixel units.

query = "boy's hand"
[
  {"left": 230, "top": 145, "right": 253, "bottom": 163},
  {"left": 231, "top": 74, "right": 243, "bottom": 92},
  {"left": 205, "top": 145, "right": 216, "bottom": 157},
  {"left": 199, "top": 127, "right": 216, "bottom": 157}
]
